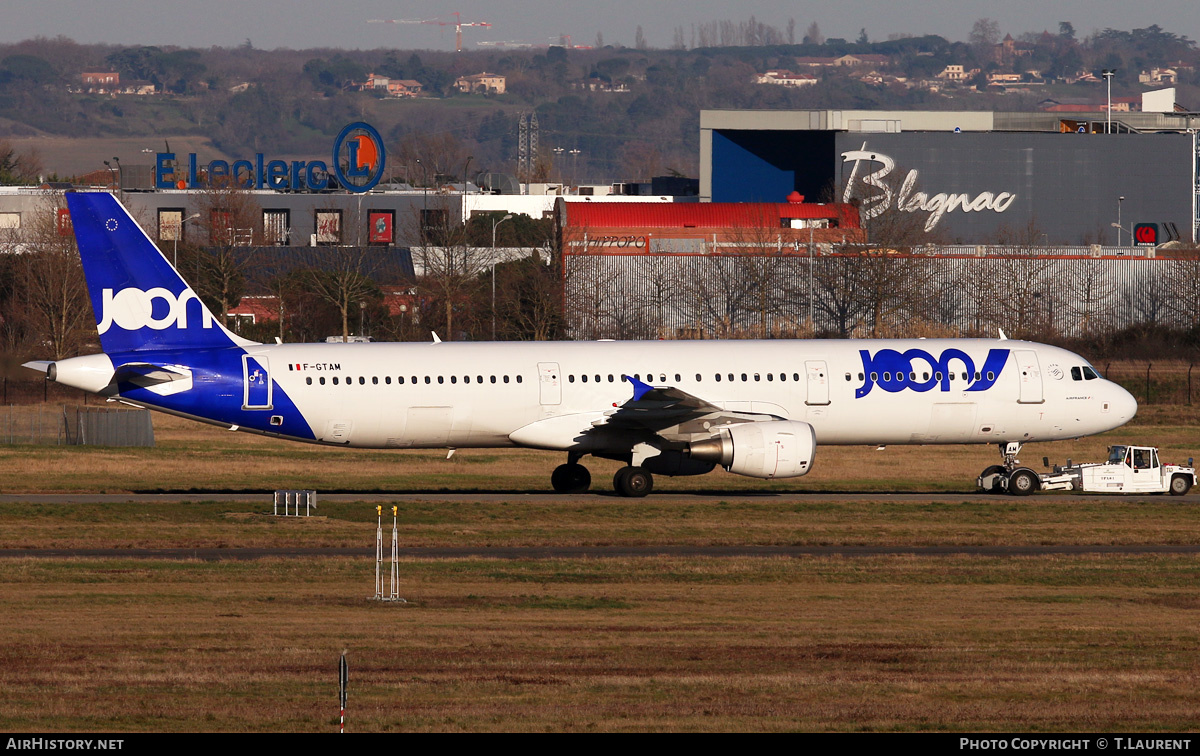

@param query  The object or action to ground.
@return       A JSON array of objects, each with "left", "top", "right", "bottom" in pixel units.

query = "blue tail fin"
[{"left": 68, "top": 192, "right": 256, "bottom": 353}]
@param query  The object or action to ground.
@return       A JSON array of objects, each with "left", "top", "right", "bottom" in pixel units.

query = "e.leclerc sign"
[{"left": 155, "top": 122, "right": 386, "bottom": 193}]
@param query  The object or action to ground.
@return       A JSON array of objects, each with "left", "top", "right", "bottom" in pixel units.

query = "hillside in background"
[{"left": 0, "top": 19, "right": 1196, "bottom": 184}]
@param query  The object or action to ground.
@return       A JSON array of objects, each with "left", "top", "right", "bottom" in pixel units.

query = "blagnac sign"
[
  {"left": 841, "top": 142, "right": 1018, "bottom": 231},
  {"left": 155, "top": 122, "right": 387, "bottom": 193}
]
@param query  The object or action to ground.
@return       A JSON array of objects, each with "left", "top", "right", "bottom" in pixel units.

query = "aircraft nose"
[{"left": 1111, "top": 383, "right": 1138, "bottom": 422}]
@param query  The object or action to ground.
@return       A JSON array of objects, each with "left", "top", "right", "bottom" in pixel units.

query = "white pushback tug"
[{"left": 981, "top": 444, "right": 1195, "bottom": 496}]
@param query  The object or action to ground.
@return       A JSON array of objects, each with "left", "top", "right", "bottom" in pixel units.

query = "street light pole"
[
  {"left": 1117, "top": 196, "right": 1125, "bottom": 246},
  {"left": 1102, "top": 69, "right": 1116, "bottom": 134},
  {"left": 491, "top": 213, "right": 513, "bottom": 340}
]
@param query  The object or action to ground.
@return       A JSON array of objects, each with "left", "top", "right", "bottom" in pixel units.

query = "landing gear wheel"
[
  {"left": 1007, "top": 469, "right": 1039, "bottom": 496},
  {"left": 978, "top": 465, "right": 1007, "bottom": 494},
  {"left": 614, "top": 466, "right": 653, "bottom": 498},
  {"left": 551, "top": 463, "right": 591, "bottom": 494},
  {"left": 1169, "top": 475, "right": 1192, "bottom": 496}
]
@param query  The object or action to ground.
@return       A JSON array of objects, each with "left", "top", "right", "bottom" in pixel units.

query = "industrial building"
[{"left": 700, "top": 105, "right": 1200, "bottom": 245}]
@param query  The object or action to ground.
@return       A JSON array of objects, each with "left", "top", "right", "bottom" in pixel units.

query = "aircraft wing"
[
  {"left": 510, "top": 376, "right": 786, "bottom": 450},
  {"left": 599, "top": 376, "right": 782, "bottom": 437}
]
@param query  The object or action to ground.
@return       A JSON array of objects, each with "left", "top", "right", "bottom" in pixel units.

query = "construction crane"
[{"left": 368, "top": 13, "right": 492, "bottom": 52}]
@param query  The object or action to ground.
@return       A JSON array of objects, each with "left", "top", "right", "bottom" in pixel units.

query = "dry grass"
[
  {"left": 1, "top": 404, "right": 1198, "bottom": 731},
  {"left": 2, "top": 405, "right": 1196, "bottom": 496},
  {"left": 2, "top": 555, "right": 1200, "bottom": 731}
]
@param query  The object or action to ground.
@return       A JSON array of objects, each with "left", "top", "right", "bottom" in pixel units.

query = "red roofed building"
[{"left": 557, "top": 195, "right": 864, "bottom": 257}]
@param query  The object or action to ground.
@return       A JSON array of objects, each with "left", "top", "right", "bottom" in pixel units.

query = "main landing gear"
[
  {"left": 977, "top": 441, "right": 1040, "bottom": 496},
  {"left": 550, "top": 454, "right": 654, "bottom": 497}
]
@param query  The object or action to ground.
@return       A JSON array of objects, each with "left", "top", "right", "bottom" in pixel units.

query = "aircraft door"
[
  {"left": 805, "top": 360, "right": 830, "bottom": 406},
  {"left": 1015, "top": 349, "right": 1044, "bottom": 404},
  {"left": 538, "top": 362, "right": 561, "bottom": 406},
  {"left": 242, "top": 355, "right": 272, "bottom": 410}
]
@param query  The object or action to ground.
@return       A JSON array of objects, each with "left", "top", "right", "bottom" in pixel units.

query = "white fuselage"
[{"left": 222, "top": 337, "right": 1135, "bottom": 450}]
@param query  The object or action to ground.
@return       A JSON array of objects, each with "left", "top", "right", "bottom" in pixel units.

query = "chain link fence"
[{"left": 1, "top": 405, "right": 155, "bottom": 446}]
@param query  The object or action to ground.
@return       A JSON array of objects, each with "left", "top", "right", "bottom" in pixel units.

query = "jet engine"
[
  {"left": 35, "top": 353, "right": 116, "bottom": 394},
  {"left": 688, "top": 420, "right": 816, "bottom": 479}
]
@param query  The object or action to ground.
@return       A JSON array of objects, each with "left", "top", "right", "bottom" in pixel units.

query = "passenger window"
[
  {"left": 438, "top": 376, "right": 444, "bottom": 384},
  {"left": 477, "top": 376, "right": 483, "bottom": 384},
  {"left": 871, "top": 372, "right": 878, "bottom": 381},
  {"left": 883, "top": 372, "right": 891, "bottom": 381},
  {"left": 753, "top": 373, "right": 760, "bottom": 382},
  {"left": 607, "top": 375, "right": 614, "bottom": 382},
  {"left": 385, "top": 376, "right": 391, "bottom": 385},
  {"left": 696, "top": 373, "right": 702, "bottom": 382},
  {"left": 332, "top": 377, "right": 339, "bottom": 385},
  {"left": 728, "top": 373, "right": 734, "bottom": 381},
  {"left": 358, "top": 377, "right": 365, "bottom": 385},
  {"left": 463, "top": 376, "right": 470, "bottom": 384},
  {"left": 306, "top": 377, "right": 312, "bottom": 385},
  {"left": 372, "top": 376, "right": 378, "bottom": 385},
  {"left": 792, "top": 373, "right": 799, "bottom": 381},
  {"left": 450, "top": 376, "right": 456, "bottom": 384},
  {"left": 674, "top": 374, "right": 681, "bottom": 382},
  {"left": 934, "top": 372, "right": 941, "bottom": 381},
  {"left": 490, "top": 376, "right": 496, "bottom": 384},
  {"left": 715, "top": 374, "right": 722, "bottom": 382},
  {"left": 568, "top": 375, "right": 575, "bottom": 383},
  {"left": 986, "top": 372, "right": 995, "bottom": 381},
  {"left": 781, "top": 373, "right": 787, "bottom": 382},
  {"left": 424, "top": 376, "right": 431, "bottom": 384},
  {"left": 595, "top": 375, "right": 601, "bottom": 383},
  {"left": 503, "top": 375, "right": 509, "bottom": 383},
  {"left": 973, "top": 372, "right": 980, "bottom": 381},
  {"left": 319, "top": 377, "right": 326, "bottom": 385},
  {"left": 767, "top": 374, "right": 774, "bottom": 381},
  {"left": 516, "top": 375, "right": 523, "bottom": 383},
  {"left": 741, "top": 374, "right": 747, "bottom": 382}
]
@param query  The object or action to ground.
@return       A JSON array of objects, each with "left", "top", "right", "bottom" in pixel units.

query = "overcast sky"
[{"left": 0, "top": 1, "right": 1196, "bottom": 51}]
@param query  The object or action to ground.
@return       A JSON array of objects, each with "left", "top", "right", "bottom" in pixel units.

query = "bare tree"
[
  {"left": 0, "top": 140, "right": 43, "bottom": 185},
  {"left": 185, "top": 183, "right": 264, "bottom": 325},
  {"left": 977, "top": 221, "right": 1059, "bottom": 339},
  {"left": 562, "top": 252, "right": 621, "bottom": 340},
  {"left": 1066, "top": 258, "right": 1116, "bottom": 338},
  {"left": 401, "top": 197, "right": 490, "bottom": 340},
  {"left": 1166, "top": 252, "right": 1200, "bottom": 329},
  {"left": 9, "top": 198, "right": 90, "bottom": 359},
  {"left": 304, "top": 254, "right": 381, "bottom": 343}
]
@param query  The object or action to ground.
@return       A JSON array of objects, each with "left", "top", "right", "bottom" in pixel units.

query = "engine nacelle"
[
  {"left": 689, "top": 420, "right": 816, "bottom": 479},
  {"left": 41, "top": 353, "right": 116, "bottom": 394}
]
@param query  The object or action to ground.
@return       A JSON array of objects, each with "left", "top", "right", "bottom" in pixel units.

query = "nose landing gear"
[{"left": 977, "top": 441, "right": 1040, "bottom": 496}]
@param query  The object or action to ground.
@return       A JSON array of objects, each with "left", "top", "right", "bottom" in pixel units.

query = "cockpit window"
[
  {"left": 1082, "top": 366, "right": 1099, "bottom": 380},
  {"left": 1071, "top": 367, "right": 1082, "bottom": 381}
]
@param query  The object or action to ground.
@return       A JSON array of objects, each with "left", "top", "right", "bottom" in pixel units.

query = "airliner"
[{"left": 24, "top": 192, "right": 1138, "bottom": 496}]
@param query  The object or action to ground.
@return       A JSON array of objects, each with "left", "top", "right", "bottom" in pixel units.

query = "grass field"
[{"left": 1, "top": 406, "right": 1199, "bottom": 731}]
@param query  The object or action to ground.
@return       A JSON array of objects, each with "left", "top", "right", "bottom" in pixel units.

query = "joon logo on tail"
[{"left": 856, "top": 348, "right": 1010, "bottom": 398}]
